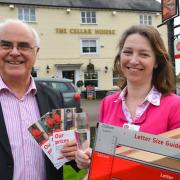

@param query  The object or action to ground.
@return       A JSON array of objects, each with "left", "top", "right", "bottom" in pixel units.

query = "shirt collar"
[
  {"left": 0, "top": 76, "right": 37, "bottom": 96},
  {"left": 118, "top": 86, "right": 161, "bottom": 106}
]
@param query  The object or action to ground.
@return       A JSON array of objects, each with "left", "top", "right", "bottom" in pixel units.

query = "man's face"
[{"left": 0, "top": 22, "right": 38, "bottom": 81}]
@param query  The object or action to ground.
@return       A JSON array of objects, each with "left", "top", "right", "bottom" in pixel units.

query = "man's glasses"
[{"left": 0, "top": 40, "right": 39, "bottom": 52}]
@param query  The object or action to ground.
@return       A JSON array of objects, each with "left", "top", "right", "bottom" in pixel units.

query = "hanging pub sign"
[
  {"left": 87, "top": 62, "right": 95, "bottom": 73},
  {"left": 162, "top": 0, "right": 179, "bottom": 23}
]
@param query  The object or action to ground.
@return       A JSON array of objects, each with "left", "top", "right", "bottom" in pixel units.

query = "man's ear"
[{"left": 36, "top": 48, "right": 40, "bottom": 55}]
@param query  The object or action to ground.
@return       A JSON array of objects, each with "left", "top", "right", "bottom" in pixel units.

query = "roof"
[{"left": 0, "top": 0, "right": 161, "bottom": 12}]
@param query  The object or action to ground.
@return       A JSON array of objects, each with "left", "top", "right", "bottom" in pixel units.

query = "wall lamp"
[
  {"left": 105, "top": 66, "right": 108, "bottom": 73},
  {"left": 9, "top": 4, "right": 15, "bottom": 9},
  {"left": 66, "top": 8, "right": 71, "bottom": 13},
  {"left": 46, "top": 65, "right": 50, "bottom": 73},
  {"left": 112, "top": 11, "right": 117, "bottom": 15}
]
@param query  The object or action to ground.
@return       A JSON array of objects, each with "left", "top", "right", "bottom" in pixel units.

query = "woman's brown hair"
[{"left": 114, "top": 24, "right": 175, "bottom": 95}]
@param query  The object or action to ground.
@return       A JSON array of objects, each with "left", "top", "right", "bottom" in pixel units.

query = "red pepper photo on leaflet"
[
  {"left": 54, "top": 113, "right": 61, "bottom": 125},
  {"left": 47, "top": 117, "right": 54, "bottom": 129},
  {"left": 31, "top": 129, "right": 42, "bottom": 139}
]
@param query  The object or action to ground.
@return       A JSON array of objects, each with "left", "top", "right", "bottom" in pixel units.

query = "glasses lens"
[
  {"left": 0, "top": 41, "right": 12, "bottom": 49},
  {"left": 18, "top": 42, "right": 33, "bottom": 51}
]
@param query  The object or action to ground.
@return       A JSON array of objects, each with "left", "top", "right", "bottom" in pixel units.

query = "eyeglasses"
[{"left": 0, "top": 40, "right": 39, "bottom": 52}]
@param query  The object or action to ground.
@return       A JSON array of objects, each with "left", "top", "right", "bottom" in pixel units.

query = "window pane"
[
  {"left": 82, "top": 18, "right": 86, "bottom": 23},
  {"left": 81, "top": 39, "right": 97, "bottom": 54},
  {"left": 82, "top": 40, "right": 89, "bottom": 47},
  {"left": 30, "top": 8, "right": 36, "bottom": 21},
  {"left": 83, "top": 47, "right": 90, "bottom": 53},
  {"left": 87, "top": 17, "right": 91, "bottom": 23},
  {"left": 84, "top": 72, "right": 98, "bottom": 87},
  {"left": 86, "top": 12, "right": 91, "bottom": 17},
  {"left": 139, "top": 15, "right": 152, "bottom": 25},
  {"left": 92, "top": 11, "right": 96, "bottom": 17},
  {"left": 81, "top": 11, "right": 96, "bottom": 24},
  {"left": 18, "top": 8, "right": 23, "bottom": 20},
  {"left": 81, "top": 12, "right": 85, "bottom": 18},
  {"left": 92, "top": 18, "right": 96, "bottom": 23},
  {"left": 90, "top": 47, "right": 96, "bottom": 52},
  {"left": 89, "top": 40, "right": 96, "bottom": 47},
  {"left": 24, "top": 8, "right": 29, "bottom": 21}
]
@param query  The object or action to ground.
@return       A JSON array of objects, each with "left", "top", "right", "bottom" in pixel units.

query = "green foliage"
[
  {"left": 76, "top": 80, "right": 84, "bottom": 87},
  {"left": 64, "top": 165, "right": 87, "bottom": 180}
]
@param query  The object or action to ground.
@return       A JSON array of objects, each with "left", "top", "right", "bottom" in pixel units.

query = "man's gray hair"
[{"left": 0, "top": 19, "right": 40, "bottom": 47}]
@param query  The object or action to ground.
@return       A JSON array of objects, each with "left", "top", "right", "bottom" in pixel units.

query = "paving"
[{"left": 81, "top": 98, "right": 101, "bottom": 127}]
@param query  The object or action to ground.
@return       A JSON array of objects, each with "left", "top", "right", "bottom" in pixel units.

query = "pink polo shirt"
[{"left": 99, "top": 91, "right": 180, "bottom": 135}]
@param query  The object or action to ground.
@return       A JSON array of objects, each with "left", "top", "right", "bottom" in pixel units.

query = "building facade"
[{"left": 0, "top": 0, "right": 167, "bottom": 91}]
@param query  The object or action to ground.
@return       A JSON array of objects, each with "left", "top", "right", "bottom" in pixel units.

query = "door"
[{"left": 62, "top": 70, "right": 75, "bottom": 84}]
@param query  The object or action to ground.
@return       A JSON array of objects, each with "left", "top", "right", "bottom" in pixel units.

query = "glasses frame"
[{"left": 0, "top": 40, "right": 39, "bottom": 52}]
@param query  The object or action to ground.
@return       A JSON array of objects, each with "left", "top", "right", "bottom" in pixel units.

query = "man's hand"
[
  {"left": 75, "top": 148, "right": 92, "bottom": 169},
  {"left": 61, "top": 140, "right": 77, "bottom": 160}
]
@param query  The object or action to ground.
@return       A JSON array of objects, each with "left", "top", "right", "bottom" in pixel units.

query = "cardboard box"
[{"left": 88, "top": 124, "right": 180, "bottom": 180}]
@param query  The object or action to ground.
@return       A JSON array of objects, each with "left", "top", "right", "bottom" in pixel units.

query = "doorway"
[{"left": 62, "top": 70, "right": 75, "bottom": 84}]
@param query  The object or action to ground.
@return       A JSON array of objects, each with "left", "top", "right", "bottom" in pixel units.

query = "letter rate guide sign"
[{"left": 88, "top": 123, "right": 180, "bottom": 180}]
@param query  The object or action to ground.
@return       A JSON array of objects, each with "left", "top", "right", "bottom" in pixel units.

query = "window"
[
  {"left": 81, "top": 11, "right": 96, "bottom": 24},
  {"left": 84, "top": 72, "right": 98, "bottom": 87},
  {"left": 81, "top": 39, "right": 97, "bottom": 54},
  {"left": 113, "top": 71, "right": 119, "bottom": 86},
  {"left": 18, "top": 7, "right": 36, "bottom": 22},
  {"left": 140, "top": 15, "right": 152, "bottom": 25}
]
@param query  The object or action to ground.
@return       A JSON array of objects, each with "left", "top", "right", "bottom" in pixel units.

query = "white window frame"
[
  {"left": 80, "top": 39, "right": 98, "bottom": 55},
  {"left": 81, "top": 11, "right": 96, "bottom": 24},
  {"left": 140, "top": 15, "right": 152, "bottom": 25},
  {"left": 18, "top": 7, "right": 36, "bottom": 22},
  {"left": 84, "top": 71, "right": 99, "bottom": 87},
  {"left": 112, "top": 71, "right": 119, "bottom": 87}
]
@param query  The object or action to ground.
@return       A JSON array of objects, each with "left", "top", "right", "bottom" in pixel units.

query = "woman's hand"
[
  {"left": 75, "top": 148, "right": 92, "bottom": 169},
  {"left": 61, "top": 139, "right": 77, "bottom": 160}
]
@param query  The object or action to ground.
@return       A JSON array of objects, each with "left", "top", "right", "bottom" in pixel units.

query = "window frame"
[
  {"left": 112, "top": 71, "right": 120, "bottom": 87},
  {"left": 84, "top": 71, "right": 99, "bottom": 87},
  {"left": 80, "top": 38, "right": 98, "bottom": 55},
  {"left": 81, "top": 11, "right": 96, "bottom": 24},
  {"left": 18, "top": 7, "right": 36, "bottom": 22},
  {"left": 139, "top": 15, "right": 152, "bottom": 25}
]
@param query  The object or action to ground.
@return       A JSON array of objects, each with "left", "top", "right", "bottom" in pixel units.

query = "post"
[{"left": 167, "top": 19, "right": 175, "bottom": 67}]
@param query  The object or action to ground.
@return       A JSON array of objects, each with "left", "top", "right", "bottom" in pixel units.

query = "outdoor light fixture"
[
  {"left": 105, "top": 66, "right": 108, "bottom": 73},
  {"left": 112, "top": 11, "right": 117, "bottom": 15},
  {"left": 9, "top": 4, "right": 15, "bottom": 9},
  {"left": 46, "top": 65, "right": 50, "bottom": 73},
  {"left": 66, "top": 8, "right": 71, "bottom": 13}
]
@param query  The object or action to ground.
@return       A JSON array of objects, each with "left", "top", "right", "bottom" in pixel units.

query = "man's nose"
[{"left": 9, "top": 46, "right": 21, "bottom": 55}]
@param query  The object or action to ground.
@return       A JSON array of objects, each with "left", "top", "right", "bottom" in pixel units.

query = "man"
[{"left": 0, "top": 19, "right": 77, "bottom": 180}]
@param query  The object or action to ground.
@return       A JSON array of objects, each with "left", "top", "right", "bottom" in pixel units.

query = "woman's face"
[
  {"left": 166, "top": 0, "right": 175, "bottom": 11},
  {"left": 120, "top": 33, "right": 156, "bottom": 86}
]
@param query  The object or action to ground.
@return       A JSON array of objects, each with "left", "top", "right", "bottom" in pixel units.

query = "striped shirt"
[{"left": 0, "top": 77, "right": 46, "bottom": 180}]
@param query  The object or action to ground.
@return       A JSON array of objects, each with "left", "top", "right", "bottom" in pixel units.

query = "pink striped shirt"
[{"left": 0, "top": 77, "right": 46, "bottom": 180}]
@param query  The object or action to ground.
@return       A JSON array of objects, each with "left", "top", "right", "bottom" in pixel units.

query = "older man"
[{"left": 0, "top": 19, "right": 77, "bottom": 180}]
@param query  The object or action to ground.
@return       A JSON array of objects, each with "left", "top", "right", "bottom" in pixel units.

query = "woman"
[{"left": 75, "top": 24, "right": 180, "bottom": 170}]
